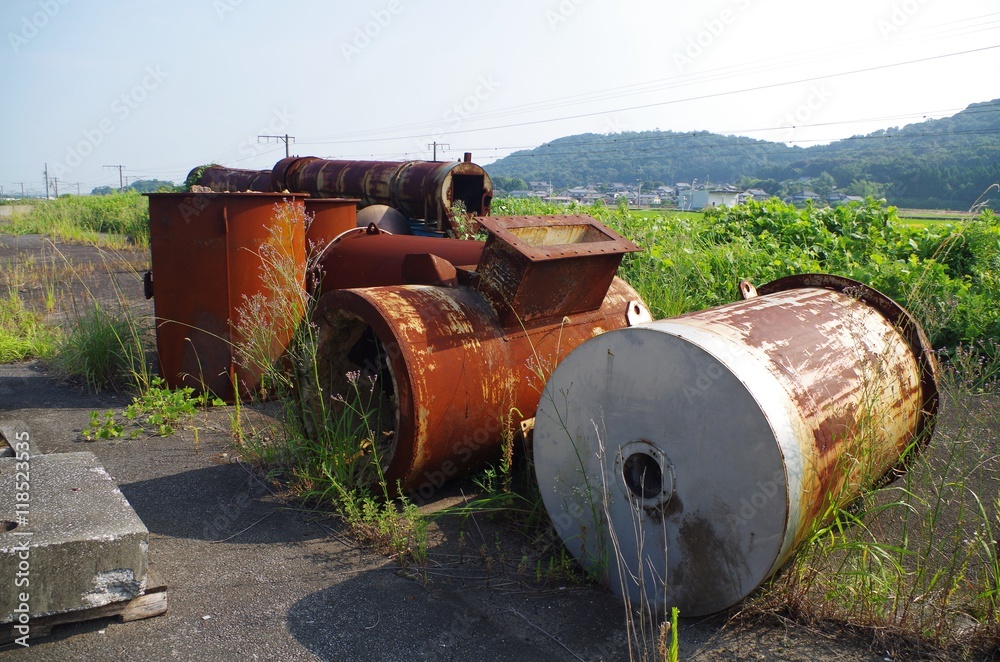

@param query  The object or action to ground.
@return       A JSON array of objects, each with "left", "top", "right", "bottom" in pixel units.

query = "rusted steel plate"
[
  {"left": 147, "top": 193, "right": 306, "bottom": 402},
  {"left": 533, "top": 276, "right": 937, "bottom": 616},
  {"left": 310, "top": 276, "right": 644, "bottom": 496}
]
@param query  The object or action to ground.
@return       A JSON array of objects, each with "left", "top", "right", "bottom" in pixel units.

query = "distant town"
[{"left": 500, "top": 180, "right": 866, "bottom": 210}]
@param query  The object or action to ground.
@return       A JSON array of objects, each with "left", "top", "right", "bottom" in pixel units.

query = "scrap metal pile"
[{"left": 147, "top": 156, "right": 938, "bottom": 616}]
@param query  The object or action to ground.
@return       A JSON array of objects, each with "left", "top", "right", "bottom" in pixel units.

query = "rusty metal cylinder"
[
  {"left": 187, "top": 165, "right": 273, "bottom": 193},
  {"left": 532, "top": 274, "right": 938, "bottom": 617},
  {"left": 312, "top": 276, "right": 648, "bottom": 496},
  {"left": 273, "top": 156, "right": 493, "bottom": 225},
  {"left": 313, "top": 225, "right": 484, "bottom": 293}
]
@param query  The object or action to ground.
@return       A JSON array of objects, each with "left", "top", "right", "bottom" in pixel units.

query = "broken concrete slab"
[{"left": 0, "top": 451, "right": 149, "bottom": 623}]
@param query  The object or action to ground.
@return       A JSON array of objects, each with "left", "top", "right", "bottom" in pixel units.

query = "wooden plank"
[{"left": 0, "top": 569, "right": 168, "bottom": 645}]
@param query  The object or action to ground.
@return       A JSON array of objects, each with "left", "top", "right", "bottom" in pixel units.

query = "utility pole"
[
  {"left": 52, "top": 178, "right": 59, "bottom": 197},
  {"left": 44, "top": 163, "right": 49, "bottom": 199},
  {"left": 258, "top": 134, "right": 294, "bottom": 158},
  {"left": 104, "top": 164, "right": 125, "bottom": 192},
  {"left": 16, "top": 183, "right": 24, "bottom": 198},
  {"left": 427, "top": 141, "right": 449, "bottom": 161}
]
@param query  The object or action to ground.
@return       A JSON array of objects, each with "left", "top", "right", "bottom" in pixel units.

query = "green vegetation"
[
  {"left": 230, "top": 201, "right": 428, "bottom": 564},
  {"left": 8, "top": 191, "right": 150, "bottom": 247},
  {"left": 486, "top": 99, "right": 1000, "bottom": 210},
  {"left": 0, "top": 289, "right": 58, "bottom": 362},
  {"left": 495, "top": 195, "right": 1000, "bottom": 352},
  {"left": 56, "top": 299, "right": 150, "bottom": 392}
]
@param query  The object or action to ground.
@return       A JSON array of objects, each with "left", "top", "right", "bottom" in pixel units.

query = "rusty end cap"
[{"left": 756, "top": 273, "right": 940, "bottom": 473}]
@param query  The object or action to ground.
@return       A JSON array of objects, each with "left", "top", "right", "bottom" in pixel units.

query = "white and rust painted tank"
[{"left": 532, "top": 274, "right": 938, "bottom": 616}]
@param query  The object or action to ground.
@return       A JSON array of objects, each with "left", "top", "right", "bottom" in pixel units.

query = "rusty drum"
[{"left": 532, "top": 274, "right": 938, "bottom": 616}]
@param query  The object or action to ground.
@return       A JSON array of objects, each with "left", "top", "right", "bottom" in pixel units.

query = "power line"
[
  {"left": 258, "top": 134, "right": 295, "bottom": 158},
  {"left": 104, "top": 164, "right": 126, "bottom": 192}
]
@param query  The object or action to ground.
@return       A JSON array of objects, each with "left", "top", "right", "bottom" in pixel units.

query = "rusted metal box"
[
  {"left": 303, "top": 198, "right": 359, "bottom": 254},
  {"left": 147, "top": 192, "right": 306, "bottom": 401},
  {"left": 474, "top": 215, "right": 640, "bottom": 326}
]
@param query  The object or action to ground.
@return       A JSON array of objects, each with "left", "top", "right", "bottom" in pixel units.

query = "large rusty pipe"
[
  {"left": 273, "top": 156, "right": 494, "bottom": 227},
  {"left": 313, "top": 225, "right": 485, "bottom": 293},
  {"left": 187, "top": 165, "right": 273, "bottom": 193},
  {"left": 311, "top": 276, "right": 648, "bottom": 496},
  {"left": 532, "top": 274, "right": 938, "bottom": 616}
]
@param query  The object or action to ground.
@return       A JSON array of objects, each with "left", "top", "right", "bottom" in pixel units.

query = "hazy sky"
[{"left": 2, "top": 0, "right": 999, "bottom": 195}]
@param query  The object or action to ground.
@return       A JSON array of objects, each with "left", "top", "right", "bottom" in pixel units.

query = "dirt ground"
[{"left": 0, "top": 233, "right": 900, "bottom": 660}]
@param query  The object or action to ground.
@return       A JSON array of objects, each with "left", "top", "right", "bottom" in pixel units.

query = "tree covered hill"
[{"left": 485, "top": 99, "right": 1000, "bottom": 210}]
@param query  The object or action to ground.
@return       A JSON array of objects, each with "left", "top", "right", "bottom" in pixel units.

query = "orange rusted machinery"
[
  {"left": 533, "top": 274, "right": 938, "bottom": 616},
  {"left": 307, "top": 215, "right": 651, "bottom": 496}
]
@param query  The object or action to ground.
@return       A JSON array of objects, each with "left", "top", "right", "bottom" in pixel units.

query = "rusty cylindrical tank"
[
  {"left": 273, "top": 155, "right": 493, "bottom": 230},
  {"left": 312, "top": 224, "right": 485, "bottom": 294},
  {"left": 307, "top": 215, "right": 646, "bottom": 496},
  {"left": 186, "top": 164, "right": 273, "bottom": 193},
  {"left": 532, "top": 274, "right": 938, "bottom": 617},
  {"left": 146, "top": 192, "right": 307, "bottom": 402}
]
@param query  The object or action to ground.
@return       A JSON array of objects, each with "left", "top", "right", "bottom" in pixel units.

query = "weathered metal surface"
[
  {"left": 355, "top": 204, "right": 412, "bottom": 235},
  {"left": 187, "top": 165, "right": 272, "bottom": 193},
  {"left": 474, "top": 215, "right": 640, "bottom": 326},
  {"left": 533, "top": 276, "right": 938, "bottom": 616},
  {"left": 191, "top": 156, "right": 493, "bottom": 231},
  {"left": 303, "top": 198, "right": 359, "bottom": 254},
  {"left": 312, "top": 225, "right": 484, "bottom": 294},
  {"left": 147, "top": 192, "right": 306, "bottom": 402},
  {"left": 271, "top": 156, "right": 493, "bottom": 229},
  {"left": 311, "top": 276, "right": 645, "bottom": 496}
]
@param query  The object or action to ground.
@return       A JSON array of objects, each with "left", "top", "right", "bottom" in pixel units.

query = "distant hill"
[{"left": 485, "top": 100, "right": 1000, "bottom": 210}]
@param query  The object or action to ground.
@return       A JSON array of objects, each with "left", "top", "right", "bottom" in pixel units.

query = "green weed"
[
  {"left": 0, "top": 288, "right": 58, "bottom": 362},
  {"left": 8, "top": 192, "right": 150, "bottom": 248}
]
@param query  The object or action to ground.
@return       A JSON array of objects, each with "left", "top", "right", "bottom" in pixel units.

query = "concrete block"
[
  {"left": 0, "top": 421, "right": 41, "bottom": 459},
  {"left": 0, "top": 452, "right": 149, "bottom": 623}
]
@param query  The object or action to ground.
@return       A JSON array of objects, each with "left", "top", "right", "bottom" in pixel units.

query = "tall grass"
[
  {"left": 0, "top": 288, "right": 58, "bottom": 362},
  {"left": 231, "top": 201, "right": 427, "bottom": 563},
  {"left": 8, "top": 192, "right": 150, "bottom": 248}
]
